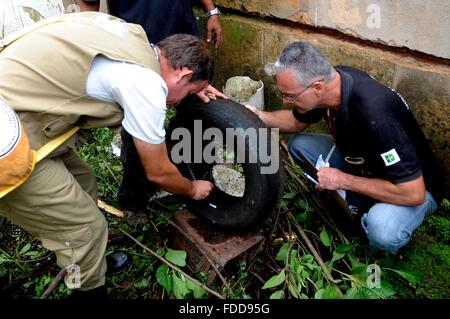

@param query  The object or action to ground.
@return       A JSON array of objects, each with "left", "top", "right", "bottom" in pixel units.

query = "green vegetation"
[{"left": 0, "top": 128, "right": 448, "bottom": 299}]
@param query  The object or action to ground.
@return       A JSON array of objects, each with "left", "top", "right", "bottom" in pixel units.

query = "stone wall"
[
  {"left": 215, "top": 0, "right": 450, "bottom": 59},
  {"left": 210, "top": 14, "right": 450, "bottom": 195}
]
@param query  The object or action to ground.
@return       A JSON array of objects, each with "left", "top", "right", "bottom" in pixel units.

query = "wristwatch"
[{"left": 204, "top": 7, "right": 221, "bottom": 18}]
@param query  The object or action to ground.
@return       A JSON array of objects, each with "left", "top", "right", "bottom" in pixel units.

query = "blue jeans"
[{"left": 288, "top": 133, "right": 438, "bottom": 255}]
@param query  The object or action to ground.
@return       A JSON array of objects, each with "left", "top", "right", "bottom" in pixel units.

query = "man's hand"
[
  {"left": 316, "top": 167, "right": 344, "bottom": 191},
  {"left": 191, "top": 180, "right": 214, "bottom": 200},
  {"left": 206, "top": 15, "right": 222, "bottom": 49},
  {"left": 196, "top": 84, "right": 228, "bottom": 103},
  {"left": 245, "top": 104, "right": 261, "bottom": 117}
]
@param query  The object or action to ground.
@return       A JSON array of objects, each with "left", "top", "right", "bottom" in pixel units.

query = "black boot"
[{"left": 106, "top": 251, "right": 132, "bottom": 275}]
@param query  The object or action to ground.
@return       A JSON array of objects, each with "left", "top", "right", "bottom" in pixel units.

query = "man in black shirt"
[{"left": 248, "top": 41, "right": 445, "bottom": 254}]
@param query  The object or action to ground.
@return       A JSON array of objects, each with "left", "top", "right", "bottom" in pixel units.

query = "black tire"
[{"left": 167, "top": 96, "right": 284, "bottom": 231}]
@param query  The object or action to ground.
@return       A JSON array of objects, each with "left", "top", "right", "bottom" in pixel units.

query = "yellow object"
[
  {"left": 0, "top": 126, "right": 80, "bottom": 199},
  {"left": 97, "top": 199, "right": 125, "bottom": 218}
]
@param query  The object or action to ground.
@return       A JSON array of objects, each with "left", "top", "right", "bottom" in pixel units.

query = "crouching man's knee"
[{"left": 360, "top": 204, "right": 412, "bottom": 255}]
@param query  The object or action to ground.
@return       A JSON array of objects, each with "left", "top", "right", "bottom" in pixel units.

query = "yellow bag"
[
  {"left": 0, "top": 97, "right": 79, "bottom": 198},
  {"left": 0, "top": 98, "right": 36, "bottom": 196}
]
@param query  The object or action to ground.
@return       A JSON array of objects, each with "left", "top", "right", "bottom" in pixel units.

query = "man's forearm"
[
  {"left": 199, "top": 0, "right": 216, "bottom": 11},
  {"left": 326, "top": 170, "right": 426, "bottom": 206},
  {"left": 147, "top": 162, "right": 194, "bottom": 198},
  {"left": 258, "top": 109, "right": 308, "bottom": 133}
]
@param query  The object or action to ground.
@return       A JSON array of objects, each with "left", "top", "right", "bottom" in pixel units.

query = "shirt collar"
[
  {"left": 335, "top": 67, "right": 353, "bottom": 127},
  {"left": 150, "top": 43, "right": 160, "bottom": 62}
]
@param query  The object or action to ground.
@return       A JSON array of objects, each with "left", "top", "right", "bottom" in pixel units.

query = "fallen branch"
[
  {"left": 288, "top": 211, "right": 344, "bottom": 297},
  {"left": 40, "top": 266, "right": 68, "bottom": 299},
  {"left": 119, "top": 228, "right": 226, "bottom": 299}
]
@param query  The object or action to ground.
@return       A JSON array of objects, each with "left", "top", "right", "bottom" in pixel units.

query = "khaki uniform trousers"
[{"left": 0, "top": 151, "right": 108, "bottom": 290}]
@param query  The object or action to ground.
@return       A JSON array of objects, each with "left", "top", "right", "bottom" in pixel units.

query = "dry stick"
[
  {"left": 280, "top": 141, "right": 350, "bottom": 244},
  {"left": 40, "top": 266, "right": 68, "bottom": 299},
  {"left": 98, "top": 200, "right": 228, "bottom": 296},
  {"left": 119, "top": 228, "right": 225, "bottom": 299},
  {"left": 165, "top": 219, "right": 232, "bottom": 293},
  {"left": 288, "top": 212, "right": 343, "bottom": 297}
]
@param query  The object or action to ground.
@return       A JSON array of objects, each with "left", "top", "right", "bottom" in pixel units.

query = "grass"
[{"left": 0, "top": 128, "right": 448, "bottom": 299}]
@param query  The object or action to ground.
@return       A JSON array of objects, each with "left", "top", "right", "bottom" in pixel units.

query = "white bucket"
[{"left": 223, "top": 76, "right": 264, "bottom": 110}]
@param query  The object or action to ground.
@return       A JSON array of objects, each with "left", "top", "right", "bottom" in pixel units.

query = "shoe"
[
  {"left": 124, "top": 209, "right": 149, "bottom": 227},
  {"left": 106, "top": 251, "right": 132, "bottom": 275}
]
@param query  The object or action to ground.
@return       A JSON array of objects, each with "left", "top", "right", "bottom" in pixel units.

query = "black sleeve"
[
  {"left": 371, "top": 121, "right": 422, "bottom": 184},
  {"left": 292, "top": 108, "right": 324, "bottom": 124}
]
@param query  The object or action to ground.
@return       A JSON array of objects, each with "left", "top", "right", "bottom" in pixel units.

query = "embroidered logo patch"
[
  {"left": 380, "top": 149, "right": 400, "bottom": 166},
  {"left": 0, "top": 98, "right": 21, "bottom": 159}
]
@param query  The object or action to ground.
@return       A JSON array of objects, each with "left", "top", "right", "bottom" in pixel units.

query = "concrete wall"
[
  {"left": 215, "top": 0, "right": 450, "bottom": 59},
  {"left": 210, "top": 14, "right": 450, "bottom": 195}
]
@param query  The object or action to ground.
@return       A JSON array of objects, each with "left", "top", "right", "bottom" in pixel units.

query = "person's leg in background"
[
  {"left": 361, "top": 191, "right": 437, "bottom": 254},
  {"left": 288, "top": 132, "right": 347, "bottom": 174},
  {"left": 0, "top": 156, "right": 108, "bottom": 293},
  {"left": 118, "top": 129, "right": 159, "bottom": 227}
]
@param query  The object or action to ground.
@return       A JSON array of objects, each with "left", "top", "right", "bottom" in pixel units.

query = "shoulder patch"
[
  {"left": 0, "top": 98, "right": 21, "bottom": 159},
  {"left": 380, "top": 148, "right": 401, "bottom": 166}
]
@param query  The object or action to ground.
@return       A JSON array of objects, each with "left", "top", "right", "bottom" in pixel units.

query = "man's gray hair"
[{"left": 270, "top": 41, "right": 336, "bottom": 86}]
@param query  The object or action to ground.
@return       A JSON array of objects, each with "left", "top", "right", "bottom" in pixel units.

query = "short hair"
[
  {"left": 271, "top": 41, "right": 335, "bottom": 86},
  {"left": 157, "top": 34, "right": 214, "bottom": 82}
]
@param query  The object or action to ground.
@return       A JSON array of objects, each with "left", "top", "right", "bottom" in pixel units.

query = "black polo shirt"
[
  {"left": 86, "top": 0, "right": 200, "bottom": 43},
  {"left": 293, "top": 66, "right": 445, "bottom": 202}
]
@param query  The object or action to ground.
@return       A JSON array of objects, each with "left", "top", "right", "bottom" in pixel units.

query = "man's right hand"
[
  {"left": 190, "top": 180, "right": 214, "bottom": 200},
  {"left": 245, "top": 104, "right": 261, "bottom": 117}
]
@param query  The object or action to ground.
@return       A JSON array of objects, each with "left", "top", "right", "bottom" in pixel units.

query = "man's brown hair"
[{"left": 157, "top": 34, "right": 214, "bottom": 82}]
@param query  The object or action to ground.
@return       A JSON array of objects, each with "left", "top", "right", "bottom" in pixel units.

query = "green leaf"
[
  {"left": 331, "top": 251, "right": 346, "bottom": 263},
  {"left": 335, "top": 243, "right": 353, "bottom": 254},
  {"left": 275, "top": 243, "right": 289, "bottom": 262},
  {"left": 262, "top": 269, "right": 285, "bottom": 289},
  {"left": 269, "top": 290, "right": 285, "bottom": 299},
  {"left": 314, "top": 288, "right": 325, "bottom": 299},
  {"left": 287, "top": 282, "right": 300, "bottom": 298},
  {"left": 165, "top": 248, "right": 187, "bottom": 267},
  {"left": 374, "top": 280, "right": 396, "bottom": 298},
  {"left": 388, "top": 268, "right": 422, "bottom": 284},
  {"left": 156, "top": 265, "right": 172, "bottom": 294},
  {"left": 322, "top": 284, "right": 341, "bottom": 299},
  {"left": 282, "top": 192, "right": 296, "bottom": 199},
  {"left": 186, "top": 279, "right": 206, "bottom": 299},
  {"left": 173, "top": 273, "right": 190, "bottom": 299},
  {"left": 319, "top": 228, "right": 332, "bottom": 247},
  {"left": 19, "top": 243, "right": 32, "bottom": 255},
  {"left": 133, "top": 277, "right": 148, "bottom": 289}
]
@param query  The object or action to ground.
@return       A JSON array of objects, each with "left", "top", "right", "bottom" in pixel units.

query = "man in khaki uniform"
[{"left": 0, "top": 12, "right": 218, "bottom": 297}]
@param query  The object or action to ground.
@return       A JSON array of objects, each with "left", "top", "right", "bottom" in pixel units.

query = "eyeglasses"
[{"left": 280, "top": 79, "right": 324, "bottom": 103}]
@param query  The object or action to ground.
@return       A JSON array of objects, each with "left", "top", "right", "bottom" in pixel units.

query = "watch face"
[{"left": 0, "top": 98, "right": 21, "bottom": 160}]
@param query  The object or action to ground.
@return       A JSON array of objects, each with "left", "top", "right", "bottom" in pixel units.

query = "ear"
[
  {"left": 175, "top": 67, "right": 194, "bottom": 84},
  {"left": 312, "top": 81, "right": 324, "bottom": 95}
]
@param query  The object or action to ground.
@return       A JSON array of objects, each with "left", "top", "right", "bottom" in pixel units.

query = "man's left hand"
[
  {"left": 196, "top": 84, "right": 228, "bottom": 103},
  {"left": 206, "top": 15, "right": 223, "bottom": 49},
  {"left": 316, "top": 167, "right": 345, "bottom": 191}
]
